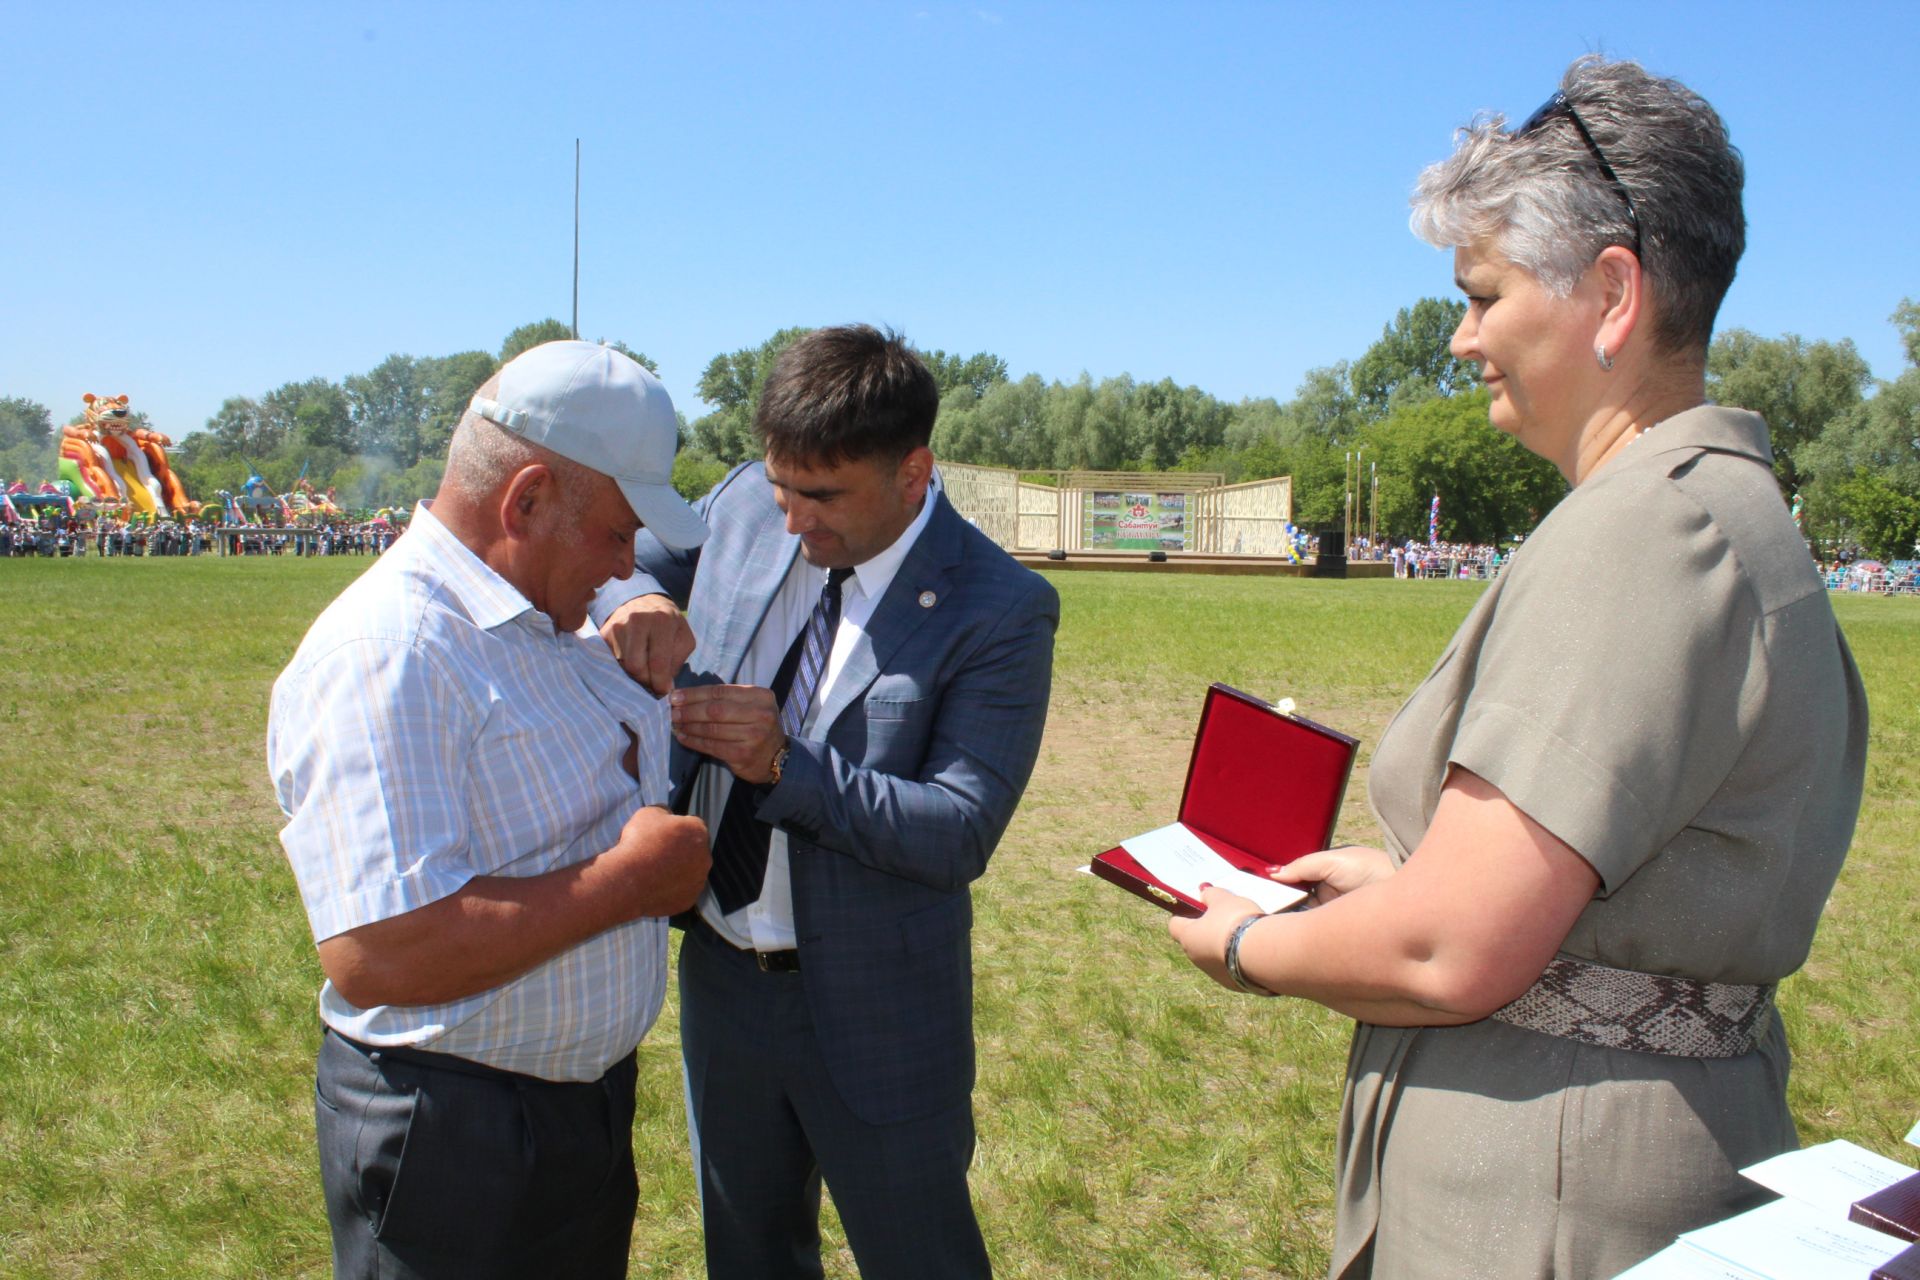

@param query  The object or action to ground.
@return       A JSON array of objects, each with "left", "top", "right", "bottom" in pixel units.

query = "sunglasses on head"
[{"left": 1517, "top": 90, "right": 1643, "bottom": 259}]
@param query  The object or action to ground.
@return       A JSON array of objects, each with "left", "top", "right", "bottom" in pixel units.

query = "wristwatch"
[{"left": 766, "top": 737, "right": 791, "bottom": 787}]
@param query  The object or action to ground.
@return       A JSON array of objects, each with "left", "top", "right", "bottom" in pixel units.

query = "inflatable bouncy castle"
[
  {"left": 58, "top": 393, "right": 198, "bottom": 516},
  {"left": 290, "top": 477, "right": 343, "bottom": 520}
]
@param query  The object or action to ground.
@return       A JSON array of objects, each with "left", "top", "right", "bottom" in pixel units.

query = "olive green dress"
[{"left": 1330, "top": 406, "right": 1869, "bottom": 1280}]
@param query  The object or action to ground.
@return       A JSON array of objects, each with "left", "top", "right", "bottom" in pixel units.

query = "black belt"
[
  {"left": 327, "top": 1028, "right": 633, "bottom": 1086},
  {"left": 689, "top": 911, "right": 801, "bottom": 972}
]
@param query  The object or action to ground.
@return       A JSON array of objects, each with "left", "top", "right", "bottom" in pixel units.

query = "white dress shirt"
[
  {"left": 697, "top": 491, "right": 938, "bottom": 951},
  {"left": 268, "top": 503, "right": 672, "bottom": 1081}
]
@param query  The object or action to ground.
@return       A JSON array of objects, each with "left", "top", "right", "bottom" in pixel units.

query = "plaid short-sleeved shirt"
[{"left": 269, "top": 504, "right": 671, "bottom": 1082}]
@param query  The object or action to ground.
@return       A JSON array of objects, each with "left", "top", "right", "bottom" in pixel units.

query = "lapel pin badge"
[{"left": 918, "top": 590, "right": 937, "bottom": 608}]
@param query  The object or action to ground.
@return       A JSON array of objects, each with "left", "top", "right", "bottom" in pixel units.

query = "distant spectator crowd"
[
  {"left": 1, "top": 515, "right": 402, "bottom": 559},
  {"left": 1339, "top": 533, "right": 1918, "bottom": 594},
  {"left": 1818, "top": 546, "right": 1920, "bottom": 595},
  {"left": 1343, "top": 536, "right": 1507, "bottom": 580}
]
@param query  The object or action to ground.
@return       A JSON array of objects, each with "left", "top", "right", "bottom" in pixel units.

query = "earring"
[{"left": 1595, "top": 345, "right": 1615, "bottom": 371}]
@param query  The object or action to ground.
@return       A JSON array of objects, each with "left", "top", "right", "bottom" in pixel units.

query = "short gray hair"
[
  {"left": 444, "top": 411, "right": 598, "bottom": 525},
  {"left": 1410, "top": 55, "right": 1745, "bottom": 356}
]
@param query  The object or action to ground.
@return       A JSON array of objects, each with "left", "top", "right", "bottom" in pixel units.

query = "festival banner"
[{"left": 1083, "top": 491, "right": 1190, "bottom": 551}]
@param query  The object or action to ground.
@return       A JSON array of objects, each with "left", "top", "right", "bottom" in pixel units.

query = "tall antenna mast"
[{"left": 571, "top": 138, "right": 581, "bottom": 339}]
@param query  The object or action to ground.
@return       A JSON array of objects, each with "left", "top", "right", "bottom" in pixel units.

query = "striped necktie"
[{"left": 707, "top": 566, "right": 853, "bottom": 914}]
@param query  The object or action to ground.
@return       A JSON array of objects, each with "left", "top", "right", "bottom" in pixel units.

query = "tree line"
[{"left": 2, "top": 299, "right": 1914, "bottom": 557}]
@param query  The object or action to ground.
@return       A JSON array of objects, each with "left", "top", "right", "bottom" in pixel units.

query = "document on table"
[
  {"left": 1741, "top": 1139, "right": 1916, "bottom": 1216},
  {"left": 1119, "top": 822, "right": 1307, "bottom": 914},
  {"left": 1674, "top": 1199, "right": 1904, "bottom": 1280}
]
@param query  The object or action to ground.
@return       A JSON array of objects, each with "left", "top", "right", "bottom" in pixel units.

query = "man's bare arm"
[{"left": 317, "top": 806, "right": 708, "bottom": 1008}]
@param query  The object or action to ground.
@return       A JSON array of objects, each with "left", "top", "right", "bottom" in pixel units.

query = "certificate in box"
[{"left": 1091, "top": 683, "right": 1358, "bottom": 917}]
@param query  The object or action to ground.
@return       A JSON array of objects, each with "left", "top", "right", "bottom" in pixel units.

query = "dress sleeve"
[{"left": 1446, "top": 471, "right": 1764, "bottom": 893}]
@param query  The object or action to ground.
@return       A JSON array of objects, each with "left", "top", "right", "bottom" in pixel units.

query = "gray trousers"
[
  {"left": 314, "top": 1029, "right": 638, "bottom": 1280},
  {"left": 679, "top": 919, "right": 990, "bottom": 1280}
]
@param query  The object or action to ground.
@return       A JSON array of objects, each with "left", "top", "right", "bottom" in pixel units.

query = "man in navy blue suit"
[{"left": 593, "top": 325, "right": 1057, "bottom": 1278}]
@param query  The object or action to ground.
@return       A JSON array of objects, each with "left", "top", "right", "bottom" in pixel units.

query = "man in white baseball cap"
[
  {"left": 270, "top": 338, "right": 711, "bottom": 1277},
  {"left": 470, "top": 339, "right": 709, "bottom": 551}
]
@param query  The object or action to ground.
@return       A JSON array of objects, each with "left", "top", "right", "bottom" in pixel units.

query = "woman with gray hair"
[{"left": 1170, "top": 55, "right": 1867, "bottom": 1278}]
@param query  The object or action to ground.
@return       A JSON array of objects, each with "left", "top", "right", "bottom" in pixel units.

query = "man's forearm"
[
  {"left": 317, "top": 855, "right": 635, "bottom": 1009},
  {"left": 316, "top": 805, "right": 709, "bottom": 1008}
]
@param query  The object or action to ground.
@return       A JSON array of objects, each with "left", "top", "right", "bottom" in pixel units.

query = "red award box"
[{"left": 1091, "top": 683, "right": 1358, "bottom": 917}]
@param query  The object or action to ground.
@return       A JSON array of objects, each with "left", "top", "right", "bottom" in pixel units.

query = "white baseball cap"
[{"left": 469, "top": 340, "right": 708, "bottom": 549}]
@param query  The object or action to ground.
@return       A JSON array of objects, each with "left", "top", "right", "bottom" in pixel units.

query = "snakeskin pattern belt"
[{"left": 1489, "top": 955, "right": 1775, "bottom": 1058}]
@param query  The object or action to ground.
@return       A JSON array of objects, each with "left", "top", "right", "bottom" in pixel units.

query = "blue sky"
[{"left": 6, "top": 2, "right": 1915, "bottom": 442}]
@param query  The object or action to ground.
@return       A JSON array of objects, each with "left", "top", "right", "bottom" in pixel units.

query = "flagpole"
[{"left": 571, "top": 139, "right": 581, "bottom": 340}]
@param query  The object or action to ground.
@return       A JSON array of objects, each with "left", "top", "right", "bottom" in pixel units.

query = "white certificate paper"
[
  {"left": 1740, "top": 1139, "right": 1915, "bottom": 1216},
  {"left": 1119, "top": 822, "right": 1307, "bottom": 915},
  {"left": 1676, "top": 1199, "right": 1903, "bottom": 1280}
]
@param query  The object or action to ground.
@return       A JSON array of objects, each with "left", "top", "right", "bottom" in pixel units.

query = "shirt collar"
[
  {"left": 846, "top": 490, "right": 937, "bottom": 604},
  {"left": 407, "top": 502, "right": 541, "bottom": 632},
  {"left": 1618, "top": 403, "right": 1774, "bottom": 470}
]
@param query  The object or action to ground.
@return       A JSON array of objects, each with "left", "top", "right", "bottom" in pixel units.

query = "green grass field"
[{"left": 1, "top": 558, "right": 1914, "bottom": 1278}]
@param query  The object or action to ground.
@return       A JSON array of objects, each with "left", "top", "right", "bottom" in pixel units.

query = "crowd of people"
[
  {"left": 1344, "top": 536, "right": 1509, "bottom": 579},
  {"left": 1391, "top": 538, "right": 1504, "bottom": 578},
  {"left": 1, "top": 516, "right": 89, "bottom": 557},
  {"left": 221, "top": 522, "right": 401, "bottom": 557},
  {"left": 0, "top": 514, "right": 402, "bottom": 558}
]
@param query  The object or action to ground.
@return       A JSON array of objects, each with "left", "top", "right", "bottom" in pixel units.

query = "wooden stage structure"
[{"left": 1012, "top": 550, "right": 1393, "bottom": 578}]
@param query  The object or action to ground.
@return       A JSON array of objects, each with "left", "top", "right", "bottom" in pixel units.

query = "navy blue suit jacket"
[{"left": 597, "top": 462, "right": 1058, "bottom": 1125}]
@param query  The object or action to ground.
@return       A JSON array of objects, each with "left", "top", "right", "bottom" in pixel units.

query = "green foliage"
[
  {"left": 922, "top": 349, "right": 1010, "bottom": 402},
  {"left": 603, "top": 341, "right": 660, "bottom": 375},
  {"left": 1790, "top": 302, "right": 1920, "bottom": 555},
  {"left": 418, "top": 350, "right": 501, "bottom": 461},
  {"left": 1829, "top": 468, "right": 1920, "bottom": 561},
  {"left": 170, "top": 323, "right": 632, "bottom": 510},
  {"left": 266, "top": 378, "right": 353, "bottom": 455},
  {"left": 937, "top": 372, "right": 1232, "bottom": 473},
  {"left": 935, "top": 374, "right": 1052, "bottom": 468},
  {"left": 924, "top": 297, "right": 1909, "bottom": 547},
  {"left": 499, "top": 318, "right": 574, "bottom": 362},
  {"left": 49, "top": 299, "right": 1920, "bottom": 547},
  {"left": 344, "top": 354, "right": 431, "bottom": 460},
  {"left": 342, "top": 350, "right": 499, "bottom": 467},
  {"left": 0, "top": 396, "right": 52, "bottom": 450},
  {"left": 1290, "top": 362, "right": 1366, "bottom": 442},
  {"left": 671, "top": 448, "right": 732, "bottom": 502},
  {"left": 691, "top": 326, "right": 815, "bottom": 463},
  {"left": 1708, "top": 329, "right": 1872, "bottom": 493},
  {"left": 1349, "top": 298, "right": 1478, "bottom": 418},
  {"left": 1359, "top": 390, "right": 1566, "bottom": 543},
  {"left": 691, "top": 332, "right": 1011, "bottom": 468},
  {"left": 0, "top": 396, "right": 55, "bottom": 488},
  {"left": 1896, "top": 299, "right": 1920, "bottom": 367},
  {"left": 0, "top": 441, "right": 53, "bottom": 487}
]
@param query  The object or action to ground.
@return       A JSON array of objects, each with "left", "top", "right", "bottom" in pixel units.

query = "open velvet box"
[{"left": 1091, "top": 683, "right": 1358, "bottom": 917}]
